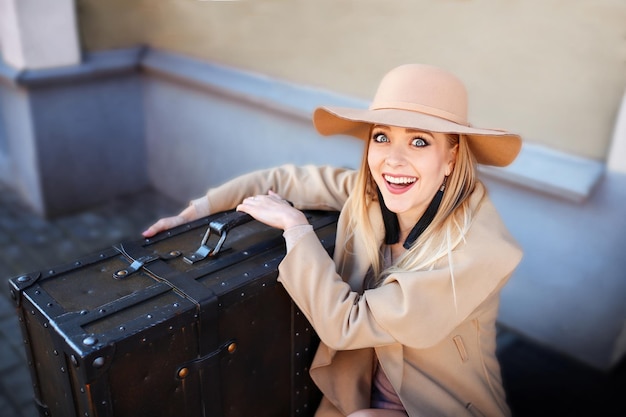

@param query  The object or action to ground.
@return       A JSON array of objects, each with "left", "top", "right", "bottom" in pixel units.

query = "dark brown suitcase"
[{"left": 8, "top": 209, "right": 339, "bottom": 417}]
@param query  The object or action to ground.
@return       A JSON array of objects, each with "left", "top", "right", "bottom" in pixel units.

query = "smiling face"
[{"left": 367, "top": 124, "right": 458, "bottom": 230}]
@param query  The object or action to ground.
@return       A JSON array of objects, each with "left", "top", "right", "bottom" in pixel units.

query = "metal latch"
[{"left": 184, "top": 211, "right": 252, "bottom": 264}]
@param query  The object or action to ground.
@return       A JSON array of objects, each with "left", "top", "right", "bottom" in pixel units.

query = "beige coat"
[{"left": 191, "top": 164, "right": 523, "bottom": 417}]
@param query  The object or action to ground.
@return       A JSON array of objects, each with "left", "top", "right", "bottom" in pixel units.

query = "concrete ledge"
[
  {"left": 0, "top": 46, "right": 144, "bottom": 87},
  {"left": 141, "top": 48, "right": 606, "bottom": 203},
  {"left": 479, "top": 142, "right": 605, "bottom": 203},
  {"left": 0, "top": 46, "right": 608, "bottom": 208},
  {"left": 141, "top": 48, "right": 367, "bottom": 120}
]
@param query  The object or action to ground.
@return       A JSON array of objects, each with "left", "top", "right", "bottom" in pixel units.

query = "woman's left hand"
[{"left": 236, "top": 190, "right": 309, "bottom": 231}]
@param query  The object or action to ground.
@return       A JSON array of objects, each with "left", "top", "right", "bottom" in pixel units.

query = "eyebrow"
[{"left": 373, "top": 125, "right": 433, "bottom": 136}]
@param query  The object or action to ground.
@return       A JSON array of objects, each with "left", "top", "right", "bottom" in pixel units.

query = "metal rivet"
[
  {"left": 80, "top": 310, "right": 88, "bottom": 315},
  {"left": 173, "top": 303, "right": 179, "bottom": 308},
  {"left": 53, "top": 350, "right": 58, "bottom": 356},
  {"left": 83, "top": 336, "right": 97, "bottom": 346},
  {"left": 178, "top": 367, "right": 189, "bottom": 379},
  {"left": 170, "top": 251, "right": 180, "bottom": 256},
  {"left": 116, "top": 270, "right": 128, "bottom": 277},
  {"left": 147, "top": 314, "right": 153, "bottom": 319},
  {"left": 48, "top": 270, "right": 55, "bottom": 275},
  {"left": 227, "top": 342, "right": 237, "bottom": 354},
  {"left": 17, "top": 276, "right": 30, "bottom": 283},
  {"left": 92, "top": 357, "right": 105, "bottom": 368},
  {"left": 74, "top": 261, "right": 81, "bottom": 266},
  {"left": 99, "top": 309, "right": 106, "bottom": 314},
  {"left": 34, "top": 290, "right": 41, "bottom": 295},
  {"left": 119, "top": 326, "right": 125, "bottom": 331}
]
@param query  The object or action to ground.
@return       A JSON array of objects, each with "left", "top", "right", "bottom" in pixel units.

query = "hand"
[
  {"left": 237, "top": 190, "right": 309, "bottom": 231},
  {"left": 142, "top": 205, "right": 199, "bottom": 238},
  {"left": 142, "top": 215, "right": 187, "bottom": 238}
]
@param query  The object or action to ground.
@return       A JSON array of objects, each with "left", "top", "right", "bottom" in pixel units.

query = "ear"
[{"left": 445, "top": 143, "right": 459, "bottom": 176}]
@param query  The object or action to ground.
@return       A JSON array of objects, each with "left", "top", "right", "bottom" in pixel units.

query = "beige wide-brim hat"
[{"left": 313, "top": 64, "right": 522, "bottom": 167}]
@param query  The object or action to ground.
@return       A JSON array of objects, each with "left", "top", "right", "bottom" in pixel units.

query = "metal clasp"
[
  {"left": 183, "top": 224, "right": 227, "bottom": 264},
  {"left": 183, "top": 211, "right": 253, "bottom": 264}
]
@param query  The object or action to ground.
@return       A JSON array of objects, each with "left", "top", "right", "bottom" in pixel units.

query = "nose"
[{"left": 385, "top": 143, "right": 406, "bottom": 167}]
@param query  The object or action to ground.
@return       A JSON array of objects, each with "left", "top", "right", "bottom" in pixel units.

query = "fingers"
[
  {"left": 142, "top": 215, "right": 185, "bottom": 238},
  {"left": 240, "top": 191, "right": 291, "bottom": 207}
]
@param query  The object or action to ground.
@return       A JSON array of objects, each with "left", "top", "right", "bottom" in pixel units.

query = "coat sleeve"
[
  {"left": 277, "top": 199, "right": 523, "bottom": 351},
  {"left": 190, "top": 164, "right": 356, "bottom": 216}
]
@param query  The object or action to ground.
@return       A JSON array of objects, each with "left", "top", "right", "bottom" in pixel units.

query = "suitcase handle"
[{"left": 184, "top": 211, "right": 253, "bottom": 264}]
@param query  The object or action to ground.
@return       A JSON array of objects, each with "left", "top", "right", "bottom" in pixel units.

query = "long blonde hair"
[{"left": 347, "top": 130, "right": 478, "bottom": 287}]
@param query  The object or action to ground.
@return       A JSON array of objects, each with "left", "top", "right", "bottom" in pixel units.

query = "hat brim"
[{"left": 313, "top": 106, "right": 522, "bottom": 167}]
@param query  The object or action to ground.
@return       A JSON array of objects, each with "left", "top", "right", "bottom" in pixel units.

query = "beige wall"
[{"left": 77, "top": 0, "right": 626, "bottom": 161}]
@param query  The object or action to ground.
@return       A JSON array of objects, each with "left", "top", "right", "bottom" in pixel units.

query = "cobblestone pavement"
[
  {"left": 0, "top": 181, "right": 624, "bottom": 417},
  {"left": 0, "top": 182, "right": 181, "bottom": 417}
]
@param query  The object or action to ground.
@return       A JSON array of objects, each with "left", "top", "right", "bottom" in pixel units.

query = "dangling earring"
[
  {"left": 440, "top": 175, "right": 448, "bottom": 192},
  {"left": 403, "top": 175, "right": 448, "bottom": 249}
]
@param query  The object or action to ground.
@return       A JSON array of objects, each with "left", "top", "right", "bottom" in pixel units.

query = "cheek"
[{"left": 367, "top": 149, "right": 380, "bottom": 172}]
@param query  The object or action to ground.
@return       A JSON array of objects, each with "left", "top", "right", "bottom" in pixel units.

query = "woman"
[{"left": 143, "top": 64, "right": 523, "bottom": 416}]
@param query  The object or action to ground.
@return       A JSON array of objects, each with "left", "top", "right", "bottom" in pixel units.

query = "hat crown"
[{"left": 370, "top": 64, "right": 469, "bottom": 126}]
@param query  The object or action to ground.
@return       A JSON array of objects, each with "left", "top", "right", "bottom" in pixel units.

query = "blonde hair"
[{"left": 347, "top": 130, "right": 478, "bottom": 288}]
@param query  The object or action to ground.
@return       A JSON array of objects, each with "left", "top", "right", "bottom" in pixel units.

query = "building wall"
[{"left": 76, "top": 0, "right": 626, "bottom": 162}]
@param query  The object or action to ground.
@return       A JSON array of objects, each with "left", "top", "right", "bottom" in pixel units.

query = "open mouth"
[{"left": 383, "top": 174, "right": 417, "bottom": 193}]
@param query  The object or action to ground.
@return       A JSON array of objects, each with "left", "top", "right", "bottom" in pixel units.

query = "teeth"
[{"left": 384, "top": 175, "right": 416, "bottom": 185}]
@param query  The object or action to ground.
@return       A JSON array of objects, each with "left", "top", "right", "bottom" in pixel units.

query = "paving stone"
[
  {"left": 0, "top": 289, "right": 16, "bottom": 317},
  {"left": 0, "top": 336, "right": 22, "bottom": 372},
  {"left": 0, "top": 392, "right": 21, "bottom": 417},
  {"left": 0, "top": 364, "right": 35, "bottom": 411},
  {"left": 19, "top": 402, "right": 39, "bottom": 417}
]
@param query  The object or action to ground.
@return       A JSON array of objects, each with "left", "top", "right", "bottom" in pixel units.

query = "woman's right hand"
[
  {"left": 142, "top": 215, "right": 186, "bottom": 238},
  {"left": 142, "top": 205, "right": 199, "bottom": 238}
]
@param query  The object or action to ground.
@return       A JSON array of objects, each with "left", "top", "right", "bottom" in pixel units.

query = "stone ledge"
[
  {"left": 479, "top": 142, "right": 605, "bottom": 203},
  {"left": 0, "top": 47, "right": 144, "bottom": 86},
  {"left": 0, "top": 46, "right": 606, "bottom": 203},
  {"left": 141, "top": 48, "right": 366, "bottom": 119}
]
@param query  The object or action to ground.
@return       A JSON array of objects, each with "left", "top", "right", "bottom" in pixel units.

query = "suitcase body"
[{"left": 9, "top": 210, "right": 338, "bottom": 417}]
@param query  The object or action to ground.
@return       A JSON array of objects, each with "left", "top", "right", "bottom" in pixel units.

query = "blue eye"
[
  {"left": 411, "top": 137, "right": 428, "bottom": 147},
  {"left": 373, "top": 132, "right": 389, "bottom": 143}
]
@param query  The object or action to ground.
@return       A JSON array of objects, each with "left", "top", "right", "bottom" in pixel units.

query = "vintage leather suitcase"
[{"left": 9, "top": 209, "right": 338, "bottom": 417}]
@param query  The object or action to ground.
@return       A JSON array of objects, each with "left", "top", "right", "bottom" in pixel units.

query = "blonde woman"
[{"left": 144, "top": 64, "right": 523, "bottom": 417}]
